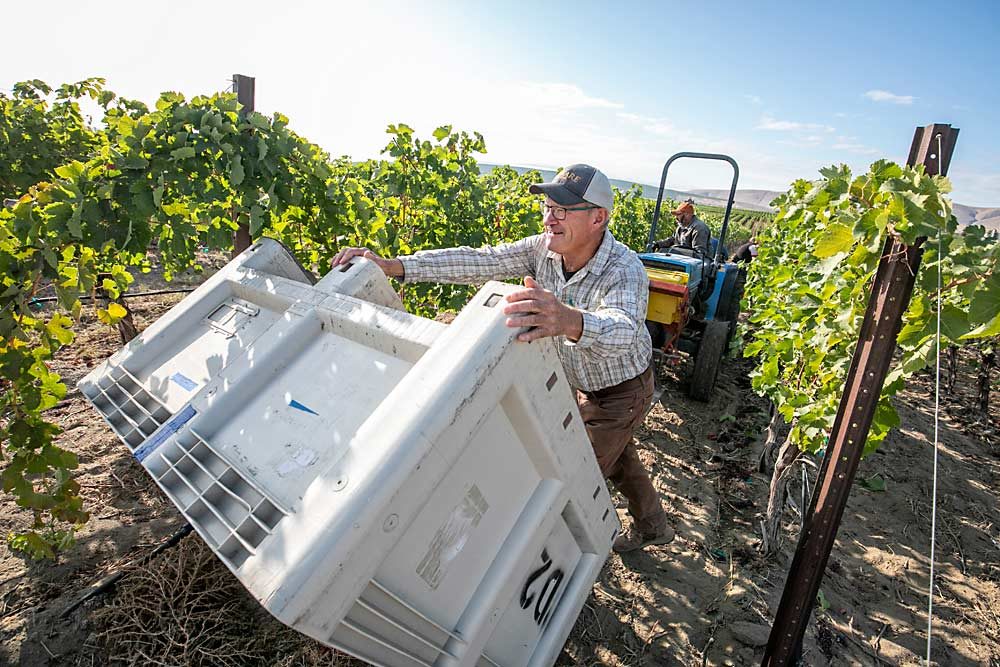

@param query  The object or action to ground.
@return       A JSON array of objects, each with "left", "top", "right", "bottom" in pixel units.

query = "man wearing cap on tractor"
[
  {"left": 331, "top": 164, "right": 674, "bottom": 553},
  {"left": 655, "top": 199, "right": 711, "bottom": 256}
]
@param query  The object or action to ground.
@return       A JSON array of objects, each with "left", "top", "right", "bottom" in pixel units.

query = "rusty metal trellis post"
[
  {"left": 761, "top": 123, "right": 959, "bottom": 666},
  {"left": 232, "top": 74, "right": 255, "bottom": 257}
]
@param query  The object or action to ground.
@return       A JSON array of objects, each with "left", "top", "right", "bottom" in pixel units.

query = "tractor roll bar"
[{"left": 646, "top": 152, "right": 740, "bottom": 266}]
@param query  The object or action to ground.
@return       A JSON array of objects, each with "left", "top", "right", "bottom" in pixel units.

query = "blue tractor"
[{"left": 639, "top": 152, "right": 747, "bottom": 401}]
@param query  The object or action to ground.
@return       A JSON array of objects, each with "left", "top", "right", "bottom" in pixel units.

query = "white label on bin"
[
  {"left": 417, "top": 484, "right": 489, "bottom": 589},
  {"left": 275, "top": 447, "right": 318, "bottom": 477}
]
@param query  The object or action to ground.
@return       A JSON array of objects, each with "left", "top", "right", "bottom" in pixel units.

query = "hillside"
[
  {"left": 687, "top": 189, "right": 780, "bottom": 211},
  {"left": 687, "top": 189, "right": 1000, "bottom": 231},
  {"left": 953, "top": 203, "right": 1000, "bottom": 230},
  {"left": 480, "top": 165, "right": 1000, "bottom": 229},
  {"left": 480, "top": 164, "right": 773, "bottom": 212}
]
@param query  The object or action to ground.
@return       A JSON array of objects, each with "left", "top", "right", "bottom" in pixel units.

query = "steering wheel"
[{"left": 660, "top": 245, "right": 709, "bottom": 260}]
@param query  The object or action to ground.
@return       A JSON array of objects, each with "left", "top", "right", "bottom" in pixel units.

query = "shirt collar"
[{"left": 545, "top": 229, "right": 615, "bottom": 277}]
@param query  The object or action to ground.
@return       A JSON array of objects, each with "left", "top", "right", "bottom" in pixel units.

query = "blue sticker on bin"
[
  {"left": 170, "top": 372, "right": 198, "bottom": 391},
  {"left": 288, "top": 399, "right": 319, "bottom": 416},
  {"left": 134, "top": 405, "right": 197, "bottom": 462}
]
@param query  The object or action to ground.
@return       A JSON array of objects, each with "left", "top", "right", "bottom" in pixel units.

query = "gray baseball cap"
[{"left": 529, "top": 164, "right": 614, "bottom": 213}]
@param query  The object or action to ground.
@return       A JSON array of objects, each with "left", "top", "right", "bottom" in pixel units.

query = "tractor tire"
[{"left": 689, "top": 319, "right": 729, "bottom": 401}]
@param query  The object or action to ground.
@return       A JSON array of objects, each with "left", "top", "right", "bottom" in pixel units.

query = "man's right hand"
[{"left": 330, "top": 247, "right": 404, "bottom": 278}]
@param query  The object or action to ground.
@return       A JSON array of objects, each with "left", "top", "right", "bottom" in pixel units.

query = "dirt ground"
[
  {"left": 562, "top": 357, "right": 999, "bottom": 667},
  {"left": 1, "top": 265, "right": 998, "bottom": 666}
]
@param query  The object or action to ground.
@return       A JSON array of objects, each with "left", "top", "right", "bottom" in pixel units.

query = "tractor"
[{"left": 640, "top": 152, "right": 747, "bottom": 401}]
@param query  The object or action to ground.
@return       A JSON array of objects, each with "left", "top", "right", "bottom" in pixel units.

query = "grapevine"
[
  {"left": 743, "top": 161, "right": 1000, "bottom": 550},
  {"left": 1, "top": 82, "right": 368, "bottom": 556}
]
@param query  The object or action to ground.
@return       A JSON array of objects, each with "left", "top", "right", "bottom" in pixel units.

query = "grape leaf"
[{"left": 814, "top": 223, "right": 854, "bottom": 258}]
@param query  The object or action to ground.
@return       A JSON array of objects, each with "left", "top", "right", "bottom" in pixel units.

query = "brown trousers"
[{"left": 576, "top": 367, "right": 666, "bottom": 534}]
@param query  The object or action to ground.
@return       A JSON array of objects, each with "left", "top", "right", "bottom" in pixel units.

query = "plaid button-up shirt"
[{"left": 399, "top": 230, "right": 652, "bottom": 392}]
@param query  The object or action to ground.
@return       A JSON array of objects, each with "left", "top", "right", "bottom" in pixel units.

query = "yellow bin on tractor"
[{"left": 645, "top": 267, "right": 690, "bottom": 347}]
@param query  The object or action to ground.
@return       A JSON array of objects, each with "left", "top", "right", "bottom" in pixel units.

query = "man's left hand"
[{"left": 503, "top": 276, "right": 584, "bottom": 343}]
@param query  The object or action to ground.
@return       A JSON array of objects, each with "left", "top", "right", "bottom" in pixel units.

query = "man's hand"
[
  {"left": 503, "top": 276, "right": 584, "bottom": 343},
  {"left": 330, "top": 247, "right": 404, "bottom": 278}
]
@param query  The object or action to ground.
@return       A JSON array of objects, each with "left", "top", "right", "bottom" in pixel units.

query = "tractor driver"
[
  {"left": 655, "top": 200, "right": 711, "bottom": 256},
  {"left": 331, "top": 164, "right": 674, "bottom": 554}
]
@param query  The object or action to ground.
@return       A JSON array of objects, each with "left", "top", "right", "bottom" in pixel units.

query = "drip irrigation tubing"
[
  {"left": 59, "top": 523, "right": 193, "bottom": 618},
  {"left": 28, "top": 287, "right": 197, "bottom": 306}
]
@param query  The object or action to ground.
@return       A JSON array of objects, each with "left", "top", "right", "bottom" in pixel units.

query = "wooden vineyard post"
[
  {"left": 761, "top": 123, "right": 960, "bottom": 666},
  {"left": 232, "top": 74, "right": 255, "bottom": 257}
]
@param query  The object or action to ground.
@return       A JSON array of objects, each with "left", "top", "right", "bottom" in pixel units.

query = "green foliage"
[
  {"left": 0, "top": 78, "right": 118, "bottom": 201},
  {"left": 1, "top": 82, "right": 354, "bottom": 557},
  {"left": 743, "top": 160, "right": 1000, "bottom": 456},
  {"left": 858, "top": 474, "right": 887, "bottom": 492},
  {"left": 612, "top": 184, "right": 657, "bottom": 251},
  {"left": 693, "top": 203, "right": 772, "bottom": 251}
]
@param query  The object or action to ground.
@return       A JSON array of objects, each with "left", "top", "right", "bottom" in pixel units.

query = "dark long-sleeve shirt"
[{"left": 664, "top": 216, "right": 711, "bottom": 256}]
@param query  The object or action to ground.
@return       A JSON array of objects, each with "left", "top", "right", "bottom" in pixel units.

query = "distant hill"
[
  {"left": 480, "top": 164, "right": 772, "bottom": 212},
  {"left": 952, "top": 203, "right": 1000, "bottom": 231},
  {"left": 687, "top": 189, "right": 779, "bottom": 211},
  {"left": 480, "top": 164, "right": 1000, "bottom": 230},
  {"left": 693, "top": 188, "right": 1000, "bottom": 232}
]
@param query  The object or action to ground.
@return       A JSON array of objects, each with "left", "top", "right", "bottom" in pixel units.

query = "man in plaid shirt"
[{"left": 332, "top": 164, "right": 673, "bottom": 553}]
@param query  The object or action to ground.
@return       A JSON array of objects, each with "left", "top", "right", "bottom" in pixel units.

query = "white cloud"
[
  {"left": 644, "top": 121, "right": 678, "bottom": 136},
  {"left": 946, "top": 169, "right": 1000, "bottom": 206},
  {"left": 615, "top": 111, "right": 699, "bottom": 141},
  {"left": 378, "top": 80, "right": 855, "bottom": 195},
  {"left": 756, "top": 115, "right": 835, "bottom": 133},
  {"left": 778, "top": 135, "right": 826, "bottom": 149},
  {"left": 864, "top": 89, "right": 916, "bottom": 105},
  {"left": 831, "top": 142, "right": 881, "bottom": 156},
  {"left": 830, "top": 135, "right": 882, "bottom": 156},
  {"left": 431, "top": 84, "right": 795, "bottom": 193},
  {"left": 517, "top": 82, "right": 624, "bottom": 110}
]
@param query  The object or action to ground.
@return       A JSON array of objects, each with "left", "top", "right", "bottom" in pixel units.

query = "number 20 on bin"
[{"left": 519, "top": 548, "right": 565, "bottom": 627}]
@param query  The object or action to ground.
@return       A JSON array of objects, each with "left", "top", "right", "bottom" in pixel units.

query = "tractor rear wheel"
[{"left": 689, "top": 319, "right": 729, "bottom": 401}]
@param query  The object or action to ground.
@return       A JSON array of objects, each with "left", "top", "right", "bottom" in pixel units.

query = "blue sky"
[{"left": 5, "top": 0, "right": 999, "bottom": 205}]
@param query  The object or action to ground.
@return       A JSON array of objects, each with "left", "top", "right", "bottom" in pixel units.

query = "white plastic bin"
[
  {"left": 314, "top": 254, "right": 405, "bottom": 311},
  {"left": 79, "top": 239, "right": 400, "bottom": 452},
  {"left": 83, "top": 271, "right": 619, "bottom": 667}
]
